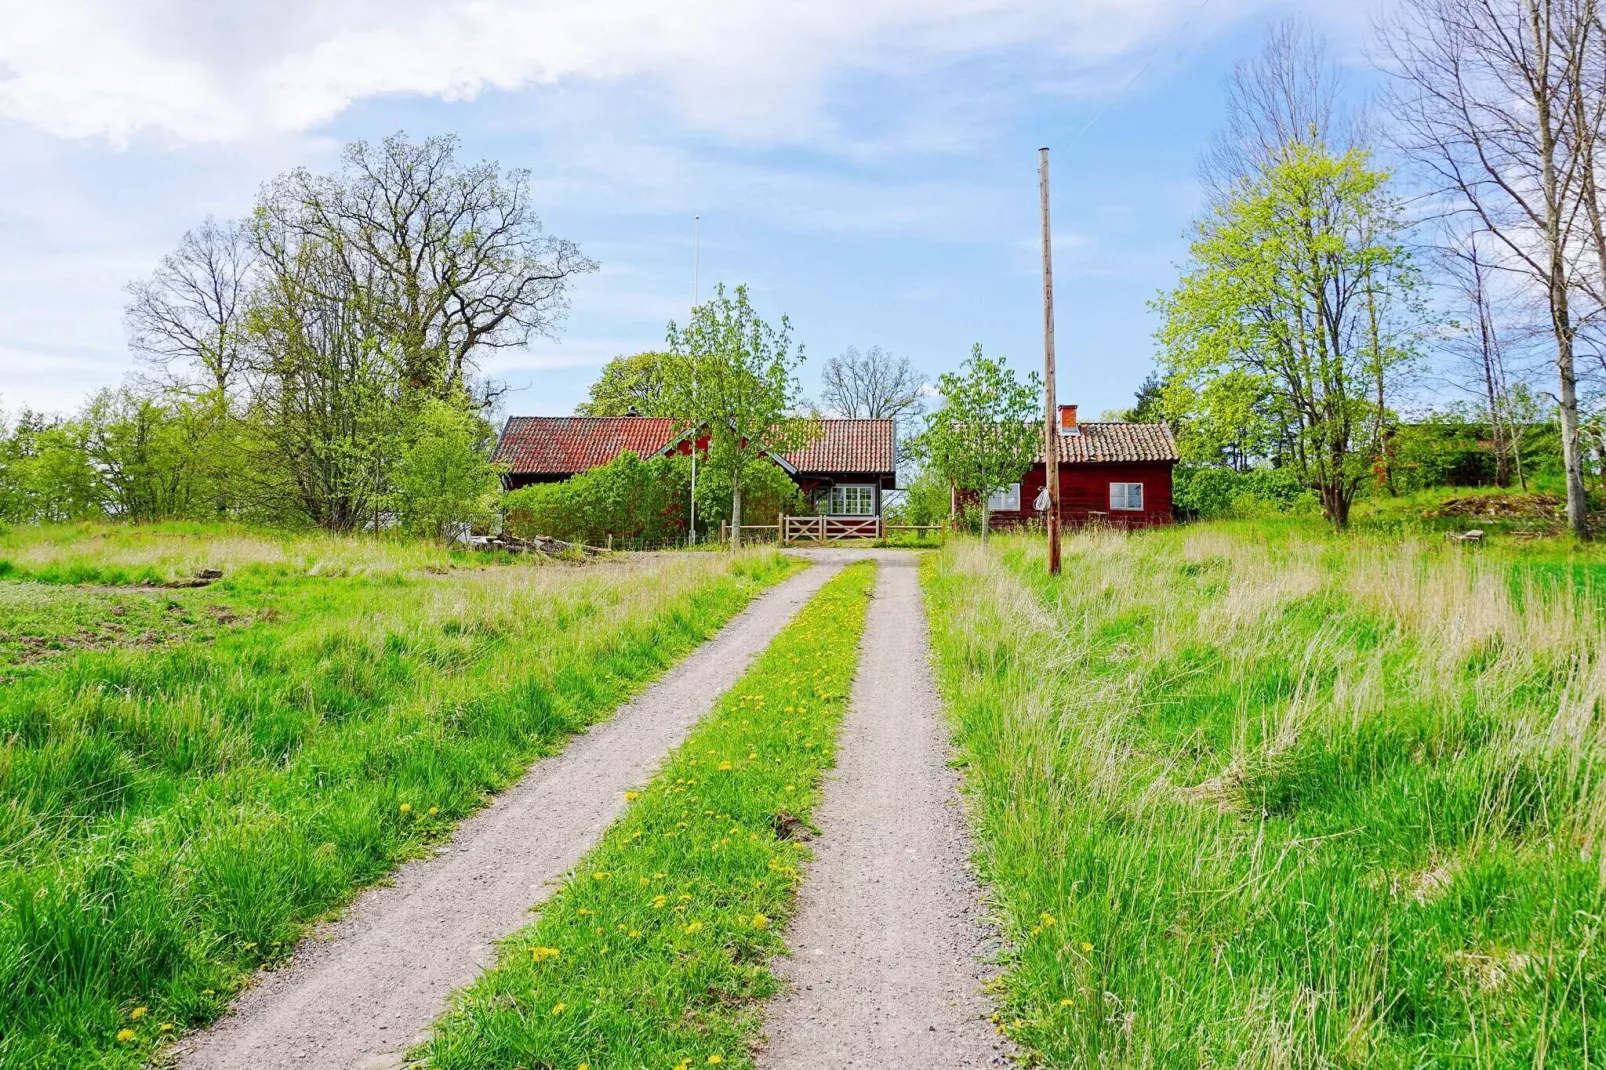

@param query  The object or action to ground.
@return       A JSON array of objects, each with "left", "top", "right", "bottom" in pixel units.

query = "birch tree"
[{"left": 1382, "top": 0, "right": 1597, "bottom": 536}]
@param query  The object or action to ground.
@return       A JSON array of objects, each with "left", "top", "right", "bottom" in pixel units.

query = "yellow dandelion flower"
[
  {"left": 717, "top": 760, "right": 732, "bottom": 772},
  {"left": 1080, "top": 941, "right": 1094, "bottom": 952},
  {"left": 592, "top": 871, "right": 610, "bottom": 881},
  {"left": 531, "top": 946, "right": 561, "bottom": 962},
  {"left": 129, "top": 1007, "right": 148, "bottom": 1020},
  {"left": 652, "top": 894, "right": 669, "bottom": 908},
  {"left": 428, "top": 806, "right": 439, "bottom": 816},
  {"left": 624, "top": 791, "right": 640, "bottom": 801},
  {"left": 551, "top": 1002, "right": 567, "bottom": 1016},
  {"left": 399, "top": 803, "right": 412, "bottom": 814},
  {"left": 708, "top": 1057, "right": 725, "bottom": 1065},
  {"left": 784, "top": 784, "right": 794, "bottom": 792},
  {"left": 751, "top": 913, "right": 769, "bottom": 930},
  {"left": 684, "top": 921, "right": 704, "bottom": 934},
  {"left": 1060, "top": 998, "right": 1074, "bottom": 1006},
  {"left": 159, "top": 1023, "right": 174, "bottom": 1033},
  {"left": 747, "top": 752, "right": 758, "bottom": 760},
  {"left": 629, "top": 929, "right": 641, "bottom": 938},
  {"left": 1039, "top": 912, "right": 1056, "bottom": 928},
  {"left": 116, "top": 1028, "right": 136, "bottom": 1042}
]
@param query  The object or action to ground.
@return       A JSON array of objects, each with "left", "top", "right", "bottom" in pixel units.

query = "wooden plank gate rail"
[{"left": 781, "top": 515, "right": 882, "bottom": 545}]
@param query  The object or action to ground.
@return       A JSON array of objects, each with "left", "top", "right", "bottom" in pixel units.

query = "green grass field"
[
  {"left": 422, "top": 561, "right": 876, "bottom": 1070},
  {"left": 0, "top": 523, "right": 794, "bottom": 1068},
  {"left": 925, "top": 523, "right": 1606, "bottom": 1068}
]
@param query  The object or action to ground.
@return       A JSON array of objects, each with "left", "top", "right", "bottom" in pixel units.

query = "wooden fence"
[{"left": 718, "top": 518, "right": 948, "bottom": 546}]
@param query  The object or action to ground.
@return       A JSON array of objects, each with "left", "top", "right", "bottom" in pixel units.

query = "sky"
[{"left": 0, "top": 0, "right": 1383, "bottom": 421}]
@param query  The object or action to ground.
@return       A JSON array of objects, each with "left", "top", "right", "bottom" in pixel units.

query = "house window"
[
  {"left": 987, "top": 483, "right": 1022, "bottom": 512},
  {"left": 826, "top": 484, "right": 876, "bottom": 516},
  {"left": 1110, "top": 482, "right": 1144, "bottom": 511}
]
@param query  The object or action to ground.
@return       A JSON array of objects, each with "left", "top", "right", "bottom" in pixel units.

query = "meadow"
[
  {"left": 0, "top": 523, "right": 793, "bottom": 1068},
  {"left": 925, "top": 523, "right": 1606, "bottom": 1068}
]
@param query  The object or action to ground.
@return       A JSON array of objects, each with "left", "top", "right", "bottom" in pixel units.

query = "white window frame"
[
  {"left": 826, "top": 484, "right": 876, "bottom": 516},
  {"left": 987, "top": 483, "right": 1022, "bottom": 512},
  {"left": 1109, "top": 482, "right": 1144, "bottom": 512}
]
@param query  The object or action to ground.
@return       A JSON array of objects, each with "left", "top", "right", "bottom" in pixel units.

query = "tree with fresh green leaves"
[
  {"left": 911, "top": 345, "right": 1041, "bottom": 542},
  {"left": 575, "top": 352, "right": 672, "bottom": 416},
  {"left": 388, "top": 399, "right": 502, "bottom": 541},
  {"left": 663, "top": 284, "right": 810, "bottom": 548},
  {"left": 1155, "top": 144, "right": 1422, "bottom": 528}
]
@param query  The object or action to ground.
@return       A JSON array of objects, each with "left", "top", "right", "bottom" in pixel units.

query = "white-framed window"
[
  {"left": 987, "top": 483, "right": 1022, "bottom": 512},
  {"left": 1110, "top": 482, "right": 1144, "bottom": 511},
  {"left": 826, "top": 484, "right": 876, "bottom": 516}
]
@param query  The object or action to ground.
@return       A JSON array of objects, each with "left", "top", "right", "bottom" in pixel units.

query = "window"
[
  {"left": 1110, "top": 482, "right": 1144, "bottom": 511},
  {"left": 826, "top": 484, "right": 875, "bottom": 516},
  {"left": 987, "top": 483, "right": 1021, "bottom": 512}
]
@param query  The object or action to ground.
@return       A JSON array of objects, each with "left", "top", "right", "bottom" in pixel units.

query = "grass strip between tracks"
[{"left": 421, "top": 560, "right": 877, "bottom": 1070}]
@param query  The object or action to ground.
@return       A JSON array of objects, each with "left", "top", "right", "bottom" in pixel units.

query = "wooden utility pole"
[{"left": 1039, "top": 147, "right": 1061, "bottom": 576}]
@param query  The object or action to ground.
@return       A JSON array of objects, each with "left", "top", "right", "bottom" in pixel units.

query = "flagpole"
[
  {"left": 689, "top": 215, "right": 700, "bottom": 548},
  {"left": 1040, "top": 148, "right": 1062, "bottom": 576}
]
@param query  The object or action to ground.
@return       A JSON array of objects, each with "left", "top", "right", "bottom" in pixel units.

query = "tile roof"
[
  {"left": 493, "top": 417, "right": 678, "bottom": 475},
  {"left": 1040, "top": 422, "right": 1178, "bottom": 464},
  {"left": 494, "top": 416, "right": 897, "bottom": 477},
  {"left": 780, "top": 419, "right": 896, "bottom": 475}
]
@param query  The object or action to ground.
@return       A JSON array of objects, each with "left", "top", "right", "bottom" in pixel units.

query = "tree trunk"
[
  {"left": 1552, "top": 275, "right": 1590, "bottom": 539},
  {"left": 729, "top": 470, "right": 744, "bottom": 550}
]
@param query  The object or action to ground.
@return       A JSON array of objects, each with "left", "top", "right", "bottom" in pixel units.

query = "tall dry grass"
[{"left": 924, "top": 523, "right": 1606, "bottom": 1067}]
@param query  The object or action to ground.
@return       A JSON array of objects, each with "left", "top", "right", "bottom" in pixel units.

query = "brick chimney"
[{"left": 1058, "top": 404, "right": 1080, "bottom": 436}]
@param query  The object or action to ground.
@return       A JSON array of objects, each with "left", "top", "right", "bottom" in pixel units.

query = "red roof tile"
[
  {"left": 494, "top": 416, "right": 897, "bottom": 478},
  {"left": 493, "top": 417, "right": 678, "bottom": 475},
  {"left": 1039, "top": 422, "right": 1178, "bottom": 464},
  {"left": 780, "top": 419, "right": 896, "bottom": 476}
]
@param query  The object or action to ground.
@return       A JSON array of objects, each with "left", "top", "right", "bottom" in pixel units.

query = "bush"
[
  {"left": 504, "top": 452, "right": 690, "bottom": 546},
  {"left": 388, "top": 400, "right": 503, "bottom": 541},
  {"left": 1174, "top": 465, "right": 1317, "bottom": 520}
]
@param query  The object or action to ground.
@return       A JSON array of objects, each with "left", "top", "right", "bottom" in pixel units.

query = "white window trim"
[
  {"left": 826, "top": 484, "right": 876, "bottom": 517},
  {"left": 987, "top": 483, "right": 1022, "bottom": 512},
  {"left": 1110, "top": 482, "right": 1144, "bottom": 512}
]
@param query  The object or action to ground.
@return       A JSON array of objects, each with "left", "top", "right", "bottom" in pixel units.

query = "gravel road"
[
  {"left": 760, "top": 552, "right": 1007, "bottom": 1069},
  {"left": 177, "top": 561, "right": 840, "bottom": 1070}
]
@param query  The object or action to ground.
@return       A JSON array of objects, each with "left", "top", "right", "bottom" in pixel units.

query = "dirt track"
[
  {"left": 177, "top": 562, "right": 840, "bottom": 1070},
  {"left": 760, "top": 552, "right": 1006, "bottom": 1068}
]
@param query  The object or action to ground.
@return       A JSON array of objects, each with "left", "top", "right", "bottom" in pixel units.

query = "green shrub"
[{"left": 1173, "top": 465, "right": 1317, "bottom": 519}]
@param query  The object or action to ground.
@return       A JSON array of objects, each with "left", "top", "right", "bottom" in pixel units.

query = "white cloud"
[{"left": 0, "top": 0, "right": 1267, "bottom": 145}]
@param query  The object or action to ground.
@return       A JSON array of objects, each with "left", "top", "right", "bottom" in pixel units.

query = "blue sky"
[{"left": 0, "top": 0, "right": 1380, "bottom": 420}]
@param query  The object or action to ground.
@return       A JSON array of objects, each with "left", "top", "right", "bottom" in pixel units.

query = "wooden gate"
[{"left": 781, "top": 515, "right": 883, "bottom": 544}]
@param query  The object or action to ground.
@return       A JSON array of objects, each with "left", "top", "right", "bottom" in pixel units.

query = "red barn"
[{"left": 980, "top": 406, "right": 1178, "bottom": 529}]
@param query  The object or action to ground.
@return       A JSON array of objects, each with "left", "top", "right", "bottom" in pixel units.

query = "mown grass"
[
  {"left": 924, "top": 523, "right": 1606, "bottom": 1068},
  {"left": 0, "top": 531, "right": 796, "bottom": 1069},
  {"left": 421, "top": 561, "right": 877, "bottom": 1070}
]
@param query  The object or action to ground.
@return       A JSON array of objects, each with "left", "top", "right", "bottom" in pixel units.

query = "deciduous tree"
[
  {"left": 912, "top": 345, "right": 1041, "bottom": 542},
  {"left": 1156, "top": 145, "right": 1422, "bottom": 528},
  {"left": 663, "top": 284, "right": 810, "bottom": 548}
]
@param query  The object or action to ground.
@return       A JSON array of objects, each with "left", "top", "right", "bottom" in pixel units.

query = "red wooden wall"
[{"left": 988, "top": 462, "right": 1174, "bottom": 529}]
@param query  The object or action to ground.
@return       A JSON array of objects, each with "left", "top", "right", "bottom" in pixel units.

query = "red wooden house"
[
  {"left": 980, "top": 406, "right": 1178, "bottom": 529},
  {"left": 493, "top": 415, "right": 897, "bottom": 516}
]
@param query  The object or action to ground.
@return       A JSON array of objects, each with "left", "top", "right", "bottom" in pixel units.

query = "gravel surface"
[
  {"left": 176, "top": 562, "right": 840, "bottom": 1070},
  {"left": 760, "top": 552, "right": 1008, "bottom": 1069}
]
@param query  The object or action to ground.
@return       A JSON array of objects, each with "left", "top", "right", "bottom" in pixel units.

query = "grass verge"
[
  {"left": 420, "top": 560, "right": 877, "bottom": 1070},
  {"left": 924, "top": 526, "right": 1606, "bottom": 1068},
  {"left": 0, "top": 542, "right": 796, "bottom": 1069}
]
